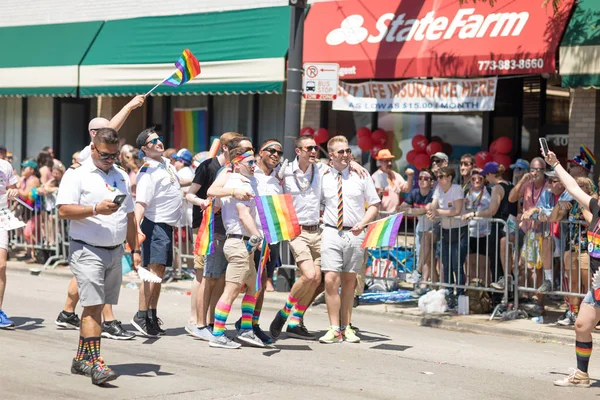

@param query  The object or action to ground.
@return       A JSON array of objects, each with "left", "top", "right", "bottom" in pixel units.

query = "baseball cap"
[
  {"left": 481, "top": 162, "right": 499, "bottom": 176},
  {"left": 430, "top": 152, "right": 448, "bottom": 162},
  {"left": 375, "top": 149, "right": 395, "bottom": 160},
  {"left": 21, "top": 160, "right": 38, "bottom": 169},
  {"left": 510, "top": 158, "right": 529, "bottom": 170},
  {"left": 173, "top": 148, "right": 193, "bottom": 165}
]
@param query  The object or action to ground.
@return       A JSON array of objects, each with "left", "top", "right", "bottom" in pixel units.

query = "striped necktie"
[{"left": 337, "top": 172, "right": 343, "bottom": 231}]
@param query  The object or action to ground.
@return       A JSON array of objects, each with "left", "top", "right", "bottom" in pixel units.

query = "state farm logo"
[{"left": 326, "top": 9, "right": 529, "bottom": 46}]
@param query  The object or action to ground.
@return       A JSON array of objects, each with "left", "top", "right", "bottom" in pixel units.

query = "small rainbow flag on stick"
[
  {"left": 146, "top": 49, "right": 201, "bottom": 95},
  {"left": 255, "top": 194, "right": 301, "bottom": 244},
  {"left": 255, "top": 241, "right": 271, "bottom": 294},
  {"left": 361, "top": 213, "right": 403, "bottom": 249},
  {"left": 194, "top": 201, "right": 215, "bottom": 256}
]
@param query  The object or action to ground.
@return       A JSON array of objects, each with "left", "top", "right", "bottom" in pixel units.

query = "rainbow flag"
[
  {"left": 361, "top": 213, "right": 403, "bottom": 249},
  {"left": 255, "top": 241, "right": 271, "bottom": 294},
  {"left": 194, "top": 201, "right": 214, "bottom": 255},
  {"left": 173, "top": 108, "right": 207, "bottom": 154},
  {"left": 255, "top": 194, "right": 301, "bottom": 244},
  {"left": 163, "top": 49, "right": 201, "bottom": 87}
]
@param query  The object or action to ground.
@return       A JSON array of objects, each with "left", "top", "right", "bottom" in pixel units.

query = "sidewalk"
[{"left": 8, "top": 260, "right": 593, "bottom": 347}]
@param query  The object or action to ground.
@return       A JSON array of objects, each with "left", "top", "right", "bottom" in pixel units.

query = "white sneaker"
[
  {"left": 188, "top": 324, "right": 215, "bottom": 341},
  {"left": 406, "top": 270, "right": 421, "bottom": 284},
  {"left": 209, "top": 335, "right": 241, "bottom": 349},
  {"left": 556, "top": 311, "right": 576, "bottom": 327},
  {"left": 236, "top": 329, "right": 265, "bottom": 348}
]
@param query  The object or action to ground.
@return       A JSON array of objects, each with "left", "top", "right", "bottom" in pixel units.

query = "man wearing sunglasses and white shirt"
[
  {"left": 319, "top": 136, "right": 380, "bottom": 344},
  {"left": 131, "top": 129, "right": 182, "bottom": 337}
]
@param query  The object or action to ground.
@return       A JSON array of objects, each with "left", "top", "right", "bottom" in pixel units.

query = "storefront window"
[
  {"left": 377, "top": 112, "right": 425, "bottom": 171},
  {"left": 430, "top": 113, "right": 483, "bottom": 162}
]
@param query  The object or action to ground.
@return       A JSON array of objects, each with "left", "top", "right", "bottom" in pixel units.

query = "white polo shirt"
[
  {"left": 321, "top": 166, "right": 380, "bottom": 228},
  {"left": 282, "top": 158, "right": 325, "bottom": 226},
  {"left": 56, "top": 159, "right": 135, "bottom": 247},
  {"left": 136, "top": 156, "right": 181, "bottom": 225},
  {"left": 221, "top": 173, "right": 257, "bottom": 236}
]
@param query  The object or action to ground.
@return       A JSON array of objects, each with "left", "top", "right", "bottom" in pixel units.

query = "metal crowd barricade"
[
  {"left": 8, "top": 195, "right": 69, "bottom": 270},
  {"left": 169, "top": 224, "right": 196, "bottom": 282}
]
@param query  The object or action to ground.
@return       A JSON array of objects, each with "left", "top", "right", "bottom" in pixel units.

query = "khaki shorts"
[
  {"left": 289, "top": 229, "right": 322, "bottom": 267},
  {"left": 223, "top": 238, "right": 256, "bottom": 287},
  {"left": 193, "top": 231, "right": 205, "bottom": 271},
  {"left": 321, "top": 226, "right": 366, "bottom": 274}
]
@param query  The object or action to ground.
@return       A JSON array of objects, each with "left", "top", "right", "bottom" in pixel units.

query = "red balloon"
[
  {"left": 431, "top": 136, "right": 443, "bottom": 143},
  {"left": 475, "top": 151, "right": 492, "bottom": 168},
  {"left": 495, "top": 136, "right": 513, "bottom": 154},
  {"left": 371, "top": 129, "right": 388, "bottom": 146},
  {"left": 314, "top": 128, "right": 329, "bottom": 144},
  {"left": 358, "top": 135, "right": 373, "bottom": 151},
  {"left": 300, "top": 127, "right": 314, "bottom": 136},
  {"left": 371, "top": 145, "right": 383, "bottom": 158},
  {"left": 442, "top": 142, "right": 453, "bottom": 156},
  {"left": 493, "top": 153, "right": 512, "bottom": 169},
  {"left": 357, "top": 127, "right": 371, "bottom": 138},
  {"left": 411, "top": 135, "right": 429, "bottom": 153},
  {"left": 414, "top": 153, "right": 430, "bottom": 170},
  {"left": 489, "top": 140, "right": 498, "bottom": 155},
  {"left": 406, "top": 150, "right": 418, "bottom": 165},
  {"left": 426, "top": 141, "right": 443, "bottom": 157}
]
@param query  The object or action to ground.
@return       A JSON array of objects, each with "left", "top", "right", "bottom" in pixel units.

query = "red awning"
[{"left": 304, "top": 0, "right": 575, "bottom": 80}]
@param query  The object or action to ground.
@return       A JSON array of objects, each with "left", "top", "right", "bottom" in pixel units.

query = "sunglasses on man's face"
[
  {"left": 336, "top": 148, "right": 352, "bottom": 156},
  {"left": 299, "top": 145, "right": 319, "bottom": 152},
  {"left": 530, "top": 167, "right": 544, "bottom": 172},
  {"left": 264, "top": 148, "right": 283, "bottom": 157},
  {"left": 145, "top": 136, "right": 164, "bottom": 145},
  {"left": 418, "top": 176, "right": 431, "bottom": 181},
  {"left": 431, "top": 159, "right": 442, "bottom": 164},
  {"left": 461, "top": 162, "right": 472, "bottom": 166},
  {"left": 95, "top": 148, "right": 119, "bottom": 161},
  {"left": 241, "top": 160, "right": 256, "bottom": 167},
  {"left": 472, "top": 177, "right": 484, "bottom": 183}
]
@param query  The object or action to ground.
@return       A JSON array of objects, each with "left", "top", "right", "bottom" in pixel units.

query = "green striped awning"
[
  {"left": 79, "top": 6, "right": 290, "bottom": 97},
  {"left": 560, "top": 0, "right": 600, "bottom": 87},
  {"left": 0, "top": 21, "right": 103, "bottom": 97}
]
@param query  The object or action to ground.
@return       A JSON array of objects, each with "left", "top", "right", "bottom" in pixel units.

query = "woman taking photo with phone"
[{"left": 546, "top": 150, "right": 598, "bottom": 388}]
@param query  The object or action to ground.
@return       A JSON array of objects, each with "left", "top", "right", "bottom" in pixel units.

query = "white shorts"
[
  {"left": 320, "top": 226, "right": 366, "bottom": 274},
  {"left": 0, "top": 228, "right": 8, "bottom": 251}
]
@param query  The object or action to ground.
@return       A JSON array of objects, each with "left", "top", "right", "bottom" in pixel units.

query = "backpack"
[{"left": 464, "top": 279, "right": 492, "bottom": 314}]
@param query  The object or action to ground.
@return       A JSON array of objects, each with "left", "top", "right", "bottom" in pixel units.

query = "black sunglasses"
[
  {"left": 145, "top": 136, "right": 164, "bottom": 145},
  {"left": 336, "top": 148, "right": 352, "bottom": 155},
  {"left": 299, "top": 145, "right": 319, "bottom": 152},
  {"left": 264, "top": 148, "right": 283, "bottom": 156},
  {"left": 95, "top": 148, "right": 119, "bottom": 161}
]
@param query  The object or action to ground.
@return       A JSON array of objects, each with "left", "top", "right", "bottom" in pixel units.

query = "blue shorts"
[
  {"left": 203, "top": 233, "right": 228, "bottom": 279},
  {"left": 141, "top": 218, "right": 173, "bottom": 267},
  {"left": 583, "top": 290, "right": 600, "bottom": 308}
]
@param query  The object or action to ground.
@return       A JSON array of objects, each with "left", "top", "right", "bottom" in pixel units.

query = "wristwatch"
[{"left": 131, "top": 249, "right": 141, "bottom": 255}]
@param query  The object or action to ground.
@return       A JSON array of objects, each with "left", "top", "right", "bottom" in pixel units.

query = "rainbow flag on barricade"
[
  {"left": 163, "top": 49, "right": 201, "bottom": 87},
  {"left": 254, "top": 194, "right": 301, "bottom": 244},
  {"left": 361, "top": 213, "right": 403, "bottom": 249},
  {"left": 194, "top": 201, "right": 215, "bottom": 256}
]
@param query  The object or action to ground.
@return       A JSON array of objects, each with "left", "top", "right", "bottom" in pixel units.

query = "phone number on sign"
[{"left": 477, "top": 58, "right": 545, "bottom": 71}]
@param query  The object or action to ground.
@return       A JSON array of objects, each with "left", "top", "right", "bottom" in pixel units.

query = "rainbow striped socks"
[
  {"left": 252, "top": 307, "right": 262, "bottom": 326},
  {"left": 241, "top": 294, "right": 256, "bottom": 330},
  {"left": 279, "top": 295, "right": 299, "bottom": 320},
  {"left": 84, "top": 337, "right": 101, "bottom": 363},
  {"left": 576, "top": 341, "right": 592, "bottom": 373},
  {"left": 213, "top": 301, "right": 232, "bottom": 337},
  {"left": 75, "top": 336, "right": 87, "bottom": 361},
  {"left": 287, "top": 304, "right": 307, "bottom": 328}
]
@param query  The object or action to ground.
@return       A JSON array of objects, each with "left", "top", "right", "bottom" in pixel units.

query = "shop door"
[{"left": 53, "top": 98, "right": 90, "bottom": 166}]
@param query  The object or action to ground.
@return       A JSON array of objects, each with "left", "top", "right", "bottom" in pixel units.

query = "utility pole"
[{"left": 283, "top": 0, "right": 307, "bottom": 160}]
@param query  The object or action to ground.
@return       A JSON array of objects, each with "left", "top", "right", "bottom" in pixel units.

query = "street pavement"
[{"left": 1, "top": 270, "right": 599, "bottom": 400}]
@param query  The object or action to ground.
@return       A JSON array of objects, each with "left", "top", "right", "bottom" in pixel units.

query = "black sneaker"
[
  {"left": 55, "top": 311, "right": 80, "bottom": 330},
  {"left": 130, "top": 315, "right": 159, "bottom": 338},
  {"left": 102, "top": 320, "right": 135, "bottom": 340},
  {"left": 234, "top": 318, "right": 242, "bottom": 331},
  {"left": 91, "top": 358, "right": 118, "bottom": 386},
  {"left": 208, "top": 323, "right": 214, "bottom": 332},
  {"left": 286, "top": 323, "right": 316, "bottom": 340},
  {"left": 71, "top": 358, "right": 93, "bottom": 377},
  {"left": 253, "top": 325, "right": 273, "bottom": 345},
  {"left": 150, "top": 317, "right": 166, "bottom": 335},
  {"left": 269, "top": 312, "right": 287, "bottom": 339}
]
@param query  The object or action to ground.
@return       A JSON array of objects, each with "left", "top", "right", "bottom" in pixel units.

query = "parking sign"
[{"left": 302, "top": 63, "right": 339, "bottom": 101}]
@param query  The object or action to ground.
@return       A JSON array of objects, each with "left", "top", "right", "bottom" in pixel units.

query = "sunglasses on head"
[
  {"left": 145, "top": 136, "right": 164, "bottom": 145},
  {"left": 336, "top": 148, "right": 352, "bottom": 155},
  {"left": 299, "top": 145, "right": 318, "bottom": 152},
  {"left": 264, "top": 148, "right": 283, "bottom": 156},
  {"left": 95, "top": 148, "right": 119, "bottom": 161}
]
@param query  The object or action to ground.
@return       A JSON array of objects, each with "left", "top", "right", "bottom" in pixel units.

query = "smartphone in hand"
[
  {"left": 539, "top": 138, "right": 549, "bottom": 156},
  {"left": 113, "top": 194, "right": 127, "bottom": 206}
]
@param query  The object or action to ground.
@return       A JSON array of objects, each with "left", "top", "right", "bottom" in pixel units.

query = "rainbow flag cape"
[
  {"left": 173, "top": 109, "right": 207, "bottom": 154},
  {"left": 255, "top": 241, "right": 271, "bottom": 294},
  {"left": 163, "top": 49, "right": 201, "bottom": 87},
  {"left": 254, "top": 194, "right": 301, "bottom": 244},
  {"left": 194, "top": 201, "right": 214, "bottom": 255},
  {"left": 361, "top": 213, "right": 403, "bottom": 249}
]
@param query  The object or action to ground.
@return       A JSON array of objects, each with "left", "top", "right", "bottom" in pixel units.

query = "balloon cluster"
[
  {"left": 475, "top": 136, "right": 512, "bottom": 169},
  {"left": 406, "top": 135, "right": 453, "bottom": 170},
  {"left": 355, "top": 127, "right": 389, "bottom": 158},
  {"left": 300, "top": 127, "right": 329, "bottom": 145}
]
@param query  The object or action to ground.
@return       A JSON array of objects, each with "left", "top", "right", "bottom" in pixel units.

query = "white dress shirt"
[
  {"left": 136, "top": 156, "right": 182, "bottom": 225},
  {"left": 56, "top": 159, "right": 135, "bottom": 247},
  {"left": 221, "top": 173, "right": 258, "bottom": 236},
  {"left": 282, "top": 158, "right": 326, "bottom": 226},
  {"left": 321, "top": 166, "right": 380, "bottom": 228}
]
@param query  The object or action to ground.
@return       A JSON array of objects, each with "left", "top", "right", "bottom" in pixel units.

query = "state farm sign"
[{"left": 304, "top": 0, "right": 575, "bottom": 79}]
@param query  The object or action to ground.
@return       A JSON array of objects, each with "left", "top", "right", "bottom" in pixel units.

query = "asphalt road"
[{"left": 0, "top": 271, "right": 598, "bottom": 400}]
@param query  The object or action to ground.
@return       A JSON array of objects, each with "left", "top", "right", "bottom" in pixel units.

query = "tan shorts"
[
  {"left": 289, "top": 229, "right": 322, "bottom": 267},
  {"left": 223, "top": 238, "right": 256, "bottom": 287},
  {"left": 193, "top": 231, "right": 205, "bottom": 271}
]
